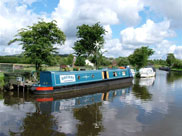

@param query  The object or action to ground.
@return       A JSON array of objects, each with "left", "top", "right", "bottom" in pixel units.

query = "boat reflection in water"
[
  {"left": 131, "top": 77, "right": 155, "bottom": 101},
  {"left": 138, "top": 77, "right": 155, "bottom": 86},
  {"left": 34, "top": 86, "right": 132, "bottom": 135},
  {"left": 36, "top": 87, "right": 132, "bottom": 113},
  {"left": 3, "top": 83, "right": 132, "bottom": 136}
]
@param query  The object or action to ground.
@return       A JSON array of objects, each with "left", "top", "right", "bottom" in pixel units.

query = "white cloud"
[
  {"left": 52, "top": 0, "right": 144, "bottom": 37},
  {"left": 0, "top": 0, "right": 40, "bottom": 55},
  {"left": 117, "top": 19, "right": 180, "bottom": 59},
  {"left": 143, "top": 0, "right": 182, "bottom": 29},
  {"left": 0, "top": 45, "right": 23, "bottom": 55},
  {"left": 172, "top": 46, "right": 182, "bottom": 59},
  {"left": 57, "top": 38, "right": 75, "bottom": 54},
  {"left": 121, "top": 19, "right": 175, "bottom": 46},
  {"left": 23, "top": 0, "right": 37, "bottom": 5}
]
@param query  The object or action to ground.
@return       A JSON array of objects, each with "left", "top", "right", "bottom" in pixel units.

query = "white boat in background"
[
  {"left": 139, "top": 68, "right": 156, "bottom": 78},
  {"left": 130, "top": 69, "right": 136, "bottom": 77}
]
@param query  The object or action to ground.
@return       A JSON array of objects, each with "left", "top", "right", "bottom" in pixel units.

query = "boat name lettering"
[{"left": 60, "top": 75, "right": 76, "bottom": 83}]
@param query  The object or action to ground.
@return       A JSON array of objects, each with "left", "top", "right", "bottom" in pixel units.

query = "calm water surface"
[{"left": 0, "top": 70, "right": 182, "bottom": 136}]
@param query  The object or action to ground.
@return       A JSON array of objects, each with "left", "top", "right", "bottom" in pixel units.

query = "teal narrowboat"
[{"left": 31, "top": 68, "right": 133, "bottom": 94}]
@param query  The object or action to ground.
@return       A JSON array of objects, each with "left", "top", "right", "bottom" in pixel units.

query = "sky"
[{"left": 0, "top": 0, "right": 182, "bottom": 59}]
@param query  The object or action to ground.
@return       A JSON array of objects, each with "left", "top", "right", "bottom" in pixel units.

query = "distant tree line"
[
  {"left": 0, "top": 55, "right": 30, "bottom": 64},
  {"left": 166, "top": 53, "right": 182, "bottom": 69}
]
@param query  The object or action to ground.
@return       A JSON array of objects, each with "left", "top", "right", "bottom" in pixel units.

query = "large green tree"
[
  {"left": 73, "top": 23, "right": 106, "bottom": 69},
  {"left": 166, "top": 53, "right": 175, "bottom": 67},
  {"left": 128, "top": 46, "right": 154, "bottom": 70},
  {"left": 8, "top": 20, "right": 66, "bottom": 71}
]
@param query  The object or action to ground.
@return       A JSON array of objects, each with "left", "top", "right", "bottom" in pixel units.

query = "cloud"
[
  {"left": 121, "top": 19, "right": 175, "bottom": 46},
  {"left": 103, "top": 19, "right": 177, "bottom": 59},
  {"left": 0, "top": 45, "right": 23, "bottom": 56},
  {"left": 143, "top": 0, "right": 182, "bottom": 29},
  {"left": 52, "top": 0, "right": 144, "bottom": 37},
  {"left": 0, "top": 0, "right": 40, "bottom": 54},
  {"left": 57, "top": 38, "right": 75, "bottom": 54},
  {"left": 117, "top": 19, "right": 179, "bottom": 59},
  {"left": 172, "top": 46, "right": 182, "bottom": 59}
]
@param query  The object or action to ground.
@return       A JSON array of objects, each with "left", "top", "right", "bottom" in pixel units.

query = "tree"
[
  {"left": 66, "top": 54, "right": 74, "bottom": 66},
  {"left": 173, "top": 59, "right": 182, "bottom": 69},
  {"left": 73, "top": 103, "right": 103, "bottom": 136},
  {"left": 75, "top": 56, "right": 86, "bottom": 66},
  {"left": 100, "top": 56, "right": 112, "bottom": 66},
  {"left": 8, "top": 20, "right": 66, "bottom": 71},
  {"left": 73, "top": 23, "right": 106, "bottom": 69},
  {"left": 116, "top": 57, "right": 129, "bottom": 66},
  {"left": 166, "top": 53, "right": 175, "bottom": 67},
  {"left": 128, "top": 46, "right": 154, "bottom": 70}
]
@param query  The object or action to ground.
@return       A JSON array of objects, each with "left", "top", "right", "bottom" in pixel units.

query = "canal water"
[{"left": 0, "top": 70, "right": 182, "bottom": 136}]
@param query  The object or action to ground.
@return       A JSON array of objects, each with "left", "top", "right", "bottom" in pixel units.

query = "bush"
[{"left": 173, "top": 59, "right": 182, "bottom": 69}]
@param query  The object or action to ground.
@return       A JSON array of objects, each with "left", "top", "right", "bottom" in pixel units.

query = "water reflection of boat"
[
  {"left": 139, "top": 77, "right": 155, "bottom": 86},
  {"left": 37, "top": 87, "right": 131, "bottom": 113}
]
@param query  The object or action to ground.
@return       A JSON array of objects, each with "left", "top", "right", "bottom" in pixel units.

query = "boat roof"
[{"left": 41, "top": 68, "right": 128, "bottom": 74}]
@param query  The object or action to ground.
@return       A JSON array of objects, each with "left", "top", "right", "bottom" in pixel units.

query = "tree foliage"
[
  {"left": 166, "top": 53, "right": 175, "bottom": 67},
  {"left": 75, "top": 56, "right": 86, "bottom": 66},
  {"left": 66, "top": 54, "right": 74, "bottom": 66},
  {"left": 128, "top": 46, "right": 154, "bottom": 70},
  {"left": 73, "top": 23, "right": 106, "bottom": 69},
  {"left": 8, "top": 20, "right": 66, "bottom": 71},
  {"left": 173, "top": 59, "right": 182, "bottom": 69},
  {"left": 116, "top": 57, "right": 129, "bottom": 66},
  {"left": 148, "top": 59, "right": 167, "bottom": 66}
]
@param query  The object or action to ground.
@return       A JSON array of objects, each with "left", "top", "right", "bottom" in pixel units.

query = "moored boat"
[
  {"left": 31, "top": 68, "right": 133, "bottom": 95},
  {"left": 139, "top": 67, "right": 156, "bottom": 78}
]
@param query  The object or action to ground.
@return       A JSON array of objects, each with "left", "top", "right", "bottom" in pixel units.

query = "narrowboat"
[{"left": 31, "top": 68, "right": 133, "bottom": 95}]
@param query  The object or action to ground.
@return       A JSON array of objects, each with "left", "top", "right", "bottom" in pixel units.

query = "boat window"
[
  {"left": 113, "top": 72, "right": 117, "bottom": 77},
  {"left": 78, "top": 75, "right": 80, "bottom": 80},
  {"left": 92, "top": 74, "right": 94, "bottom": 78}
]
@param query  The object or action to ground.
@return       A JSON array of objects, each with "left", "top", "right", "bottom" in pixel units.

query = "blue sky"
[
  {"left": 0, "top": 0, "right": 181, "bottom": 59},
  {"left": 28, "top": 0, "right": 59, "bottom": 14}
]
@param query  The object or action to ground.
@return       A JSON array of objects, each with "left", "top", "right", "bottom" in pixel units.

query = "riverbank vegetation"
[
  {"left": 2, "top": 19, "right": 181, "bottom": 72},
  {"left": 166, "top": 53, "right": 182, "bottom": 71}
]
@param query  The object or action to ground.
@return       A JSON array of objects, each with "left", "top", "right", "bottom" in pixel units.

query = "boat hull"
[{"left": 32, "top": 77, "right": 133, "bottom": 95}]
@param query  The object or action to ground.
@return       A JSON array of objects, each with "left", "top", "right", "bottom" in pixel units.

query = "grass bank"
[
  {"left": 0, "top": 72, "right": 4, "bottom": 78},
  {"left": 171, "top": 68, "right": 182, "bottom": 72}
]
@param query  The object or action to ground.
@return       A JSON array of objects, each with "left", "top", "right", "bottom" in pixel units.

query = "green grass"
[
  {"left": 171, "top": 68, "right": 182, "bottom": 71},
  {"left": 0, "top": 94, "right": 3, "bottom": 99},
  {"left": 0, "top": 72, "right": 4, "bottom": 78},
  {"left": 153, "top": 64, "right": 166, "bottom": 69},
  {"left": 43, "top": 66, "right": 60, "bottom": 71}
]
